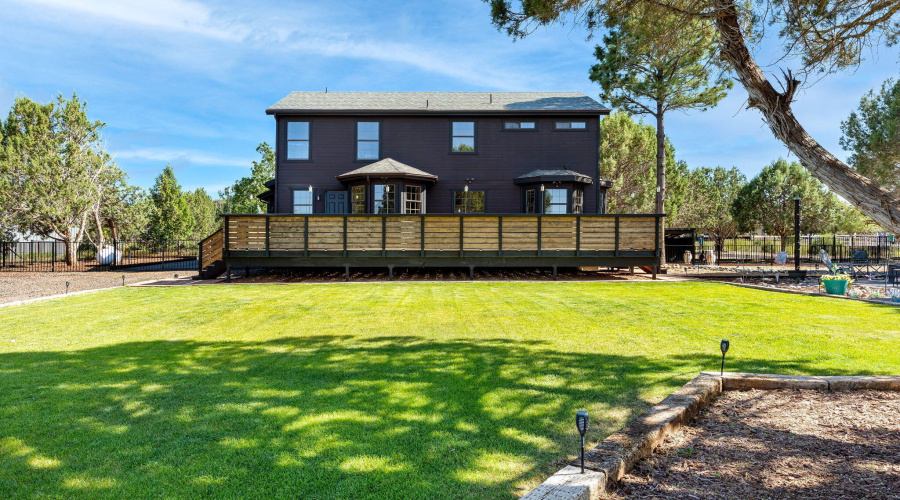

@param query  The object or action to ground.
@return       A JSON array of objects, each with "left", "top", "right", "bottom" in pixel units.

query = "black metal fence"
[
  {"left": 0, "top": 240, "right": 199, "bottom": 272},
  {"left": 666, "top": 234, "right": 900, "bottom": 265}
]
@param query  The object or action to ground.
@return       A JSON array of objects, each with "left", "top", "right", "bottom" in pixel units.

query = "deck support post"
[
  {"left": 553, "top": 265, "right": 558, "bottom": 281},
  {"left": 245, "top": 266, "right": 250, "bottom": 278},
  {"left": 388, "top": 265, "right": 394, "bottom": 281},
  {"left": 629, "top": 266, "right": 634, "bottom": 275},
  {"left": 652, "top": 265, "right": 658, "bottom": 280},
  {"left": 345, "top": 265, "right": 350, "bottom": 282},
  {"left": 469, "top": 266, "right": 474, "bottom": 280},
  {"left": 226, "top": 265, "right": 232, "bottom": 283}
]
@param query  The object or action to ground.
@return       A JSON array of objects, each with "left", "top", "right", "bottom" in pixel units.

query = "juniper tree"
[{"left": 488, "top": 0, "right": 900, "bottom": 233}]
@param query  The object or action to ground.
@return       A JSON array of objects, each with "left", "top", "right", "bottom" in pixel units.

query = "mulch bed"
[
  {"left": 0, "top": 271, "right": 188, "bottom": 304},
  {"left": 609, "top": 389, "right": 900, "bottom": 499}
]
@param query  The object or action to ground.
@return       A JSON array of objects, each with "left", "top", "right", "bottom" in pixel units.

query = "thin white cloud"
[
  {"left": 113, "top": 148, "right": 252, "bottom": 168},
  {"left": 8, "top": 0, "right": 562, "bottom": 89}
]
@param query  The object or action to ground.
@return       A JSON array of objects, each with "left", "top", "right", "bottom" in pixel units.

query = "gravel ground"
[
  {"left": 610, "top": 389, "right": 900, "bottom": 499},
  {"left": 0, "top": 271, "right": 191, "bottom": 304}
]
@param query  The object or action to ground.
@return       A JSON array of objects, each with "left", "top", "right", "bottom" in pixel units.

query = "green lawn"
[{"left": 0, "top": 282, "right": 897, "bottom": 499}]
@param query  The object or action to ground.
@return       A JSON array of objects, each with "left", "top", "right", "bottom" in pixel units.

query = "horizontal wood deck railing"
[{"left": 222, "top": 214, "right": 662, "bottom": 260}]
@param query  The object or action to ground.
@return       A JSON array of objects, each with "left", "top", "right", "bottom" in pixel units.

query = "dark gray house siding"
[{"left": 266, "top": 92, "right": 609, "bottom": 215}]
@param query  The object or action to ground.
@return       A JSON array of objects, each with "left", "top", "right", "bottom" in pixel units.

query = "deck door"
[{"left": 325, "top": 191, "right": 348, "bottom": 214}]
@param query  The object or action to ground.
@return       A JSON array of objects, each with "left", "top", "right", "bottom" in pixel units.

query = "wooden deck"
[{"left": 219, "top": 214, "right": 663, "bottom": 276}]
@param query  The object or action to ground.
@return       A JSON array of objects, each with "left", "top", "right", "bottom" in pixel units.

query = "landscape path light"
[
  {"left": 65, "top": 281, "right": 69, "bottom": 294},
  {"left": 720, "top": 339, "right": 730, "bottom": 376},
  {"left": 576, "top": 410, "right": 589, "bottom": 473}
]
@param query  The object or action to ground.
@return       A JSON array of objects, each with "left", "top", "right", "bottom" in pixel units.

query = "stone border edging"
[{"left": 521, "top": 372, "right": 900, "bottom": 500}]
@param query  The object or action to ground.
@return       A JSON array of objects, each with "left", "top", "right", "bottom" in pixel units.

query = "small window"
[
  {"left": 404, "top": 186, "right": 423, "bottom": 214},
  {"left": 293, "top": 189, "right": 313, "bottom": 214},
  {"left": 572, "top": 189, "right": 584, "bottom": 214},
  {"left": 504, "top": 121, "right": 536, "bottom": 130},
  {"left": 555, "top": 121, "right": 587, "bottom": 130},
  {"left": 286, "top": 122, "right": 310, "bottom": 160},
  {"left": 544, "top": 188, "right": 567, "bottom": 214},
  {"left": 373, "top": 184, "right": 396, "bottom": 214},
  {"left": 454, "top": 190, "right": 484, "bottom": 213},
  {"left": 351, "top": 185, "right": 366, "bottom": 214},
  {"left": 525, "top": 189, "right": 536, "bottom": 213},
  {"left": 357, "top": 122, "right": 380, "bottom": 160},
  {"left": 451, "top": 122, "right": 475, "bottom": 152}
]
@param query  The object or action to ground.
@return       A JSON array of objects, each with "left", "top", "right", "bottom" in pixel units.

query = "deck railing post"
[
  {"left": 198, "top": 240, "right": 203, "bottom": 276},
  {"left": 537, "top": 216, "right": 542, "bottom": 257},
  {"left": 655, "top": 215, "right": 661, "bottom": 258},
  {"left": 576, "top": 216, "right": 581, "bottom": 256},
  {"left": 343, "top": 216, "right": 348, "bottom": 257},
  {"left": 382, "top": 216, "right": 387, "bottom": 257},
  {"left": 614, "top": 217, "right": 620, "bottom": 257},
  {"left": 498, "top": 216, "right": 503, "bottom": 256},
  {"left": 265, "top": 216, "right": 271, "bottom": 256},
  {"left": 459, "top": 215, "right": 464, "bottom": 257},
  {"left": 420, "top": 215, "right": 425, "bottom": 257},
  {"left": 304, "top": 216, "right": 309, "bottom": 257},
  {"left": 224, "top": 216, "right": 230, "bottom": 257}
]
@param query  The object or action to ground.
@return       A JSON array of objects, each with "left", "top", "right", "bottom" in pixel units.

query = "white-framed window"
[
  {"left": 572, "top": 189, "right": 584, "bottom": 214},
  {"left": 403, "top": 186, "right": 424, "bottom": 214},
  {"left": 555, "top": 121, "right": 587, "bottom": 130},
  {"left": 504, "top": 121, "right": 536, "bottom": 130},
  {"left": 293, "top": 189, "right": 313, "bottom": 214},
  {"left": 357, "top": 122, "right": 380, "bottom": 160},
  {"left": 451, "top": 122, "right": 476, "bottom": 152},
  {"left": 286, "top": 122, "right": 310, "bottom": 160}
]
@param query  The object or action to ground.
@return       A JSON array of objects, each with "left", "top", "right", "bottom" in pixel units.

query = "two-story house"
[
  {"left": 202, "top": 91, "right": 663, "bottom": 281},
  {"left": 257, "top": 92, "right": 612, "bottom": 215}
]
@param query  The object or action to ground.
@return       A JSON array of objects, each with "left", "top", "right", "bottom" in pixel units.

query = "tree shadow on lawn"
[{"left": 0, "top": 336, "right": 864, "bottom": 499}]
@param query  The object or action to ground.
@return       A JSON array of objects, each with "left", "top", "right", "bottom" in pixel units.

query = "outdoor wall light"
[
  {"left": 464, "top": 185, "right": 469, "bottom": 192},
  {"left": 576, "top": 410, "right": 589, "bottom": 473},
  {"left": 308, "top": 185, "right": 314, "bottom": 194},
  {"left": 540, "top": 184, "right": 546, "bottom": 192},
  {"left": 720, "top": 339, "right": 730, "bottom": 375}
]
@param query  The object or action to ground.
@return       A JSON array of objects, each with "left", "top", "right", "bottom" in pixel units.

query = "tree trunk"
[
  {"left": 655, "top": 106, "right": 666, "bottom": 266},
  {"left": 713, "top": 0, "right": 900, "bottom": 234},
  {"left": 64, "top": 238, "right": 77, "bottom": 267}
]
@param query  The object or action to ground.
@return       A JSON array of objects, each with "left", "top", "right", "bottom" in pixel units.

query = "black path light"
[
  {"left": 65, "top": 281, "right": 70, "bottom": 294},
  {"left": 122, "top": 275, "right": 126, "bottom": 287},
  {"left": 720, "top": 339, "right": 730, "bottom": 376},
  {"left": 576, "top": 410, "right": 589, "bottom": 473}
]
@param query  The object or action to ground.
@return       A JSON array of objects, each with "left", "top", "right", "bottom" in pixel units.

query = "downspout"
[{"left": 595, "top": 115, "right": 602, "bottom": 214}]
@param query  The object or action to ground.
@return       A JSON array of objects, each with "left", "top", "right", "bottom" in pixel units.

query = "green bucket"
[{"left": 822, "top": 279, "right": 850, "bottom": 295}]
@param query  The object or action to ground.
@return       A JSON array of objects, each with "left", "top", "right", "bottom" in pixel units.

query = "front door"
[{"left": 325, "top": 191, "right": 348, "bottom": 214}]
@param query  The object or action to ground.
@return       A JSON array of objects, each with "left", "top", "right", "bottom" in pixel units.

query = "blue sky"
[{"left": 1, "top": 0, "right": 897, "bottom": 193}]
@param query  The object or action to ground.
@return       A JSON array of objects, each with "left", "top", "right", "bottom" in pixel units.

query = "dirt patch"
[
  {"left": 609, "top": 389, "right": 900, "bottom": 499},
  {"left": 0, "top": 271, "right": 190, "bottom": 304}
]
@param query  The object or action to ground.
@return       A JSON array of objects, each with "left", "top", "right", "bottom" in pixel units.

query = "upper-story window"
[
  {"left": 504, "top": 121, "right": 536, "bottom": 130},
  {"left": 357, "top": 122, "right": 380, "bottom": 160},
  {"left": 555, "top": 121, "right": 587, "bottom": 130},
  {"left": 451, "top": 122, "right": 476, "bottom": 153},
  {"left": 286, "top": 122, "right": 310, "bottom": 160}
]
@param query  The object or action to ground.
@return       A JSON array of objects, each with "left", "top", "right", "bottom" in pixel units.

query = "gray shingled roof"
[
  {"left": 267, "top": 92, "right": 607, "bottom": 114},
  {"left": 514, "top": 169, "right": 595, "bottom": 185},
  {"left": 336, "top": 158, "right": 438, "bottom": 181}
]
